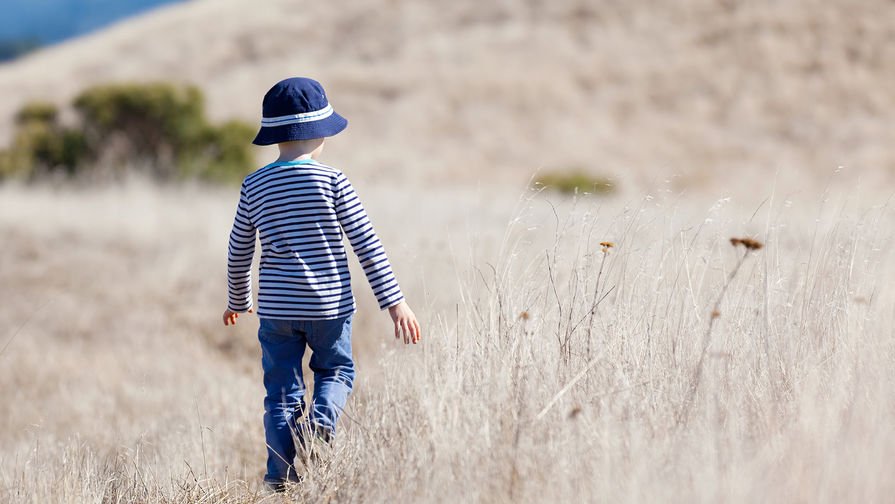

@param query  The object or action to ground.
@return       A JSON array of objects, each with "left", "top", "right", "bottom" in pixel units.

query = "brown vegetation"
[{"left": 1, "top": 180, "right": 893, "bottom": 502}]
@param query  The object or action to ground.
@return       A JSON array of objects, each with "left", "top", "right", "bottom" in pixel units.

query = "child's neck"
[{"left": 276, "top": 138, "right": 324, "bottom": 163}]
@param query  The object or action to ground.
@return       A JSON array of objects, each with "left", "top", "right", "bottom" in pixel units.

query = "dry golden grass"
[
  {"left": 1, "top": 0, "right": 894, "bottom": 501},
  {"left": 0, "top": 173, "right": 892, "bottom": 502}
]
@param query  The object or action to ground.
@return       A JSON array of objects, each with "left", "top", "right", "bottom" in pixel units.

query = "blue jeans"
[{"left": 257, "top": 315, "right": 355, "bottom": 483}]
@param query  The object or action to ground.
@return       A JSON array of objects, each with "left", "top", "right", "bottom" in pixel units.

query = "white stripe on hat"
[{"left": 260, "top": 104, "right": 334, "bottom": 126}]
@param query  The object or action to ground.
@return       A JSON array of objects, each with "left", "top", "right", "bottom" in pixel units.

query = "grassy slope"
[{"left": 0, "top": 0, "right": 893, "bottom": 188}]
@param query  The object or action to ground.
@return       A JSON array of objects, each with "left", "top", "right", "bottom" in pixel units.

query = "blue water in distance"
[{"left": 0, "top": 0, "right": 187, "bottom": 47}]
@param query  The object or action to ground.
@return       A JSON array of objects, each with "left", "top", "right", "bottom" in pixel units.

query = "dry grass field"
[
  {"left": 0, "top": 173, "right": 892, "bottom": 502},
  {"left": 2, "top": 0, "right": 895, "bottom": 502}
]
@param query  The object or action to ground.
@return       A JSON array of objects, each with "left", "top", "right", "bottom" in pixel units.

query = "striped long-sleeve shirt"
[{"left": 226, "top": 158, "right": 404, "bottom": 319}]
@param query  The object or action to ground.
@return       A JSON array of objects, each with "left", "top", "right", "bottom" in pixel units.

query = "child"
[{"left": 221, "top": 77, "right": 421, "bottom": 490}]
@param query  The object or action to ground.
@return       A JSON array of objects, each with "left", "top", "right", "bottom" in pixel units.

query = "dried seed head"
[
  {"left": 600, "top": 241, "right": 615, "bottom": 253},
  {"left": 730, "top": 237, "right": 763, "bottom": 251},
  {"left": 711, "top": 310, "right": 721, "bottom": 320},
  {"left": 518, "top": 311, "right": 531, "bottom": 321},
  {"left": 740, "top": 238, "right": 763, "bottom": 250}
]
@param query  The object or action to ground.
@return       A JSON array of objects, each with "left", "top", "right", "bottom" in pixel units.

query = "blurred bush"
[
  {"left": 0, "top": 83, "right": 255, "bottom": 184},
  {"left": 532, "top": 170, "right": 615, "bottom": 196},
  {"left": 15, "top": 101, "right": 59, "bottom": 125},
  {"left": 184, "top": 120, "right": 257, "bottom": 184},
  {"left": 1, "top": 101, "right": 88, "bottom": 179}
]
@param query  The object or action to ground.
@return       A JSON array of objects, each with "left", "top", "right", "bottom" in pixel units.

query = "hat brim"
[{"left": 252, "top": 112, "right": 348, "bottom": 145}]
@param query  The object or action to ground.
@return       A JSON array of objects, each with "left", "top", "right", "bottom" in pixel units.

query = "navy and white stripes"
[
  {"left": 227, "top": 159, "right": 404, "bottom": 319},
  {"left": 259, "top": 105, "right": 334, "bottom": 127}
]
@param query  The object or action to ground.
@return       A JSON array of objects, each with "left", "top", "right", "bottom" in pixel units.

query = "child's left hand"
[{"left": 222, "top": 308, "right": 253, "bottom": 326}]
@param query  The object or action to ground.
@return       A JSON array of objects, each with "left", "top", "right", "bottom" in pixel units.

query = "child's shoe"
[{"left": 263, "top": 473, "right": 302, "bottom": 493}]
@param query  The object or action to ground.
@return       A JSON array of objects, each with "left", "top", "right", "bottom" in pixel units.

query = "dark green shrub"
[
  {"left": 15, "top": 101, "right": 59, "bottom": 125},
  {"left": 532, "top": 170, "right": 615, "bottom": 195},
  {"left": 0, "top": 139, "right": 32, "bottom": 179},
  {"left": 1, "top": 103, "right": 88, "bottom": 177},
  {"left": 180, "top": 120, "right": 257, "bottom": 184},
  {"left": 73, "top": 83, "right": 209, "bottom": 171},
  {"left": 22, "top": 123, "right": 89, "bottom": 176},
  {"left": 0, "top": 83, "right": 255, "bottom": 184}
]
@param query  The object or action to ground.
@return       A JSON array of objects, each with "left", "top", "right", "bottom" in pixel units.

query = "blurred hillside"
[{"left": 0, "top": 0, "right": 892, "bottom": 188}]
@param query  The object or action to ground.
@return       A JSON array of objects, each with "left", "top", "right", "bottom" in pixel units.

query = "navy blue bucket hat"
[{"left": 252, "top": 77, "right": 348, "bottom": 145}]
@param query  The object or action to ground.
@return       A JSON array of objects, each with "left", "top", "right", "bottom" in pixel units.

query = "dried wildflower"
[
  {"left": 741, "top": 238, "right": 763, "bottom": 250},
  {"left": 518, "top": 311, "right": 530, "bottom": 321},
  {"left": 600, "top": 241, "right": 615, "bottom": 253},
  {"left": 730, "top": 237, "right": 763, "bottom": 251}
]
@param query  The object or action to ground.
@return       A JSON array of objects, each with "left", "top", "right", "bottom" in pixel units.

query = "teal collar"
[{"left": 268, "top": 158, "right": 318, "bottom": 167}]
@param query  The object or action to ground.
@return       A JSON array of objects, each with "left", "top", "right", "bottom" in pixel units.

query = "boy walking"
[{"left": 221, "top": 77, "right": 421, "bottom": 489}]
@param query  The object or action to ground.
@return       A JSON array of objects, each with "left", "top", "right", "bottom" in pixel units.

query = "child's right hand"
[
  {"left": 222, "top": 307, "right": 253, "bottom": 326},
  {"left": 388, "top": 301, "right": 421, "bottom": 344}
]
